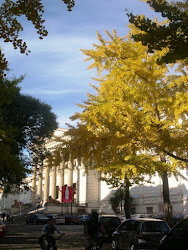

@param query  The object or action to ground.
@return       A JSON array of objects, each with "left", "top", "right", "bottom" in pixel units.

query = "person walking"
[
  {"left": 84, "top": 212, "right": 108, "bottom": 250},
  {"left": 2, "top": 212, "right": 5, "bottom": 222},
  {"left": 6, "top": 212, "right": 10, "bottom": 222}
]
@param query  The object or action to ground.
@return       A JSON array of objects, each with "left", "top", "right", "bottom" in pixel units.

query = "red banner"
[{"left": 61, "top": 186, "right": 74, "bottom": 203}]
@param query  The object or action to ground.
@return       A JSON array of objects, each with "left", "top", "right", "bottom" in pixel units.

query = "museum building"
[{"left": 28, "top": 128, "right": 188, "bottom": 217}]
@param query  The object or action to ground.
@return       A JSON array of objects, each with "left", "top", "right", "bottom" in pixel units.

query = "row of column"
[
  {"left": 31, "top": 160, "right": 73, "bottom": 206},
  {"left": 31, "top": 159, "right": 101, "bottom": 210}
]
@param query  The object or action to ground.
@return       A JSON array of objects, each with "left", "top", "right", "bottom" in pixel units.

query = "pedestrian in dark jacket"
[
  {"left": 84, "top": 212, "right": 108, "bottom": 250},
  {"left": 41, "top": 217, "right": 64, "bottom": 250},
  {"left": 2, "top": 212, "right": 5, "bottom": 222}
]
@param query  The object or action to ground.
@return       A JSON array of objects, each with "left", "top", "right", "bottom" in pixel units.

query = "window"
[
  {"left": 130, "top": 207, "right": 136, "bottom": 214},
  {"left": 100, "top": 217, "right": 120, "bottom": 227},
  {"left": 129, "top": 220, "right": 140, "bottom": 230},
  {"left": 146, "top": 207, "right": 153, "bottom": 214},
  {"left": 118, "top": 221, "right": 130, "bottom": 231},
  {"left": 91, "top": 209, "right": 97, "bottom": 213},
  {"left": 142, "top": 221, "right": 169, "bottom": 233},
  {"left": 160, "top": 221, "right": 170, "bottom": 233},
  {"left": 172, "top": 220, "right": 188, "bottom": 238},
  {"left": 78, "top": 208, "right": 86, "bottom": 214}
]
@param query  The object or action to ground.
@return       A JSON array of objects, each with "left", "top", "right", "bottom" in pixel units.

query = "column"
[
  {"left": 75, "top": 159, "right": 81, "bottom": 205},
  {"left": 31, "top": 165, "right": 37, "bottom": 206},
  {"left": 79, "top": 165, "right": 87, "bottom": 206},
  {"left": 77, "top": 166, "right": 80, "bottom": 205},
  {"left": 58, "top": 161, "right": 64, "bottom": 201},
  {"left": 43, "top": 164, "right": 50, "bottom": 203},
  {"left": 37, "top": 165, "right": 43, "bottom": 200},
  {"left": 67, "top": 160, "right": 73, "bottom": 186},
  {"left": 86, "top": 170, "right": 99, "bottom": 212},
  {"left": 51, "top": 165, "right": 57, "bottom": 199}
]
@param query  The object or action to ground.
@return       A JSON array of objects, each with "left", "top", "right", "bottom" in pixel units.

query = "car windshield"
[
  {"left": 37, "top": 214, "right": 47, "bottom": 218},
  {"left": 100, "top": 217, "right": 120, "bottom": 225},
  {"left": 172, "top": 219, "right": 188, "bottom": 237},
  {"left": 142, "top": 221, "right": 170, "bottom": 233},
  {"left": 47, "top": 214, "right": 55, "bottom": 218}
]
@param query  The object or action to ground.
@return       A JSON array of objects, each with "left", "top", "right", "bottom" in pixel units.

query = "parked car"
[
  {"left": 64, "top": 214, "right": 80, "bottom": 224},
  {"left": 154, "top": 214, "right": 165, "bottom": 220},
  {"left": 55, "top": 215, "right": 65, "bottom": 224},
  {"left": 119, "top": 216, "right": 127, "bottom": 223},
  {"left": 131, "top": 214, "right": 147, "bottom": 219},
  {"left": 145, "top": 214, "right": 155, "bottom": 218},
  {"left": 99, "top": 215, "right": 121, "bottom": 241},
  {"left": 70, "top": 215, "right": 80, "bottom": 224},
  {"left": 173, "top": 214, "right": 184, "bottom": 224},
  {"left": 77, "top": 215, "right": 88, "bottom": 225},
  {"left": 112, "top": 218, "right": 170, "bottom": 250},
  {"left": 0, "top": 219, "right": 6, "bottom": 237},
  {"left": 26, "top": 214, "right": 48, "bottom": 225},
  {"left": 64, "top": 214, "right": 72, "bottom": 224},
  {"left": 47, "top": 214, "right": 65, "bottom": 224},
  {"left": 158, "top": 218, "right": 188, "bottom": 250}
]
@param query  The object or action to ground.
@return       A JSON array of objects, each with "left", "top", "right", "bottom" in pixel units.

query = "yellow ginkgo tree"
[
  {"left": 55, "top": 28, "right": 187, "bottom": 225},
  {"left": 54, "top": 122, "right": 172, "bottom": 219},
  {"left": 80, "top": 28, "right": 187, "bottom": 162}
]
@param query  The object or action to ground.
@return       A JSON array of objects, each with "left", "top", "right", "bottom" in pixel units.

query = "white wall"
[{"left": 0, "top": 190, "right": 32, "bottom": 213}]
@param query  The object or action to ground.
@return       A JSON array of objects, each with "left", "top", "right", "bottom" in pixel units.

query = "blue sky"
[{"left": 3, "top": 0, "right": 160, "bottom": 128}]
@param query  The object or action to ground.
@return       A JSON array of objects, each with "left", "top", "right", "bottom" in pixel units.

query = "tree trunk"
[
  {"left": 124, "top": 176, "right": 131, "bottom": 219},
  {"left": 120, "top": 199, "right": 123, "bottom": 215},
  {"left": 162, "top": 170, "right": 174, "bottom": 227}
]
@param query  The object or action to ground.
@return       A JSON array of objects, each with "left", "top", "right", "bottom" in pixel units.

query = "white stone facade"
[
  {"left": 0, "top": 177, "right": 32, "bottom": 214},
  {"left": 1, "top": 128, "right": 186, "bottom": 216},
  {"left": 130, "top": 171, "right": 188, "bottom": 217},
  {"left": 29, "top": 128, "right": 188, "bottom": 216}
]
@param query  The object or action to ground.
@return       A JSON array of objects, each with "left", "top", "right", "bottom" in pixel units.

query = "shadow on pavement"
[{"left": 0, "top": 223, "right": 111, "bottom": 249}]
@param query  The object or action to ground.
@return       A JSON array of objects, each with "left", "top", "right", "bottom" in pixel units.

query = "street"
[{"left": 0, "top": 222, "right": 111, "bottom": 249}]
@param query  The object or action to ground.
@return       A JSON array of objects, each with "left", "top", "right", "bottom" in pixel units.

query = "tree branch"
[{"left": 163, "top": 149, "right": 188, "bottom": 163}]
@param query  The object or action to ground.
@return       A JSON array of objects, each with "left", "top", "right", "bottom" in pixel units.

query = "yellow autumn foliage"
[{"left": 54, "top": 27, "right": 187, "bottom": 187}]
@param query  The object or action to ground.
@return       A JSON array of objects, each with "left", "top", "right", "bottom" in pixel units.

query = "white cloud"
[
  {"left": 57, "top": 115, "right": 77, "bottom": 128},
  {"left": 4, "top": 32, "right": 97, "bottom": 82},
  {"left": 21, "top": 87, "right": 85, "bottom": 95},
  {"left": 26, "top": 34, "right": 96, "bottom": 54}
]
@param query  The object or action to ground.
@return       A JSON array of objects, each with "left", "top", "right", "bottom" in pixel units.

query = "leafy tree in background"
[
  {"left": 0, "top": 77, "right": 58, "bottom": 194},
  {"left": 109, "top": 188, "right": 134, "bottom": 214},
  {"left": 109, "top": 188, "right": 126, "bottom": 214},
  {"left": 2, "top": 92, "right": 58, "bottom": 148},
  {"left": 0, "top": 0, "right": 61, "bottom": 193},
  {"left": 0, "top": 76, "right": 23, "bottom": 194},
  {"left": 0, "top": 0, "right": 77, "bottom": 166},
  {"left": 127, "top": 0, "right": 188, "bottom": 64},
  {"left": 56, "top": 29, "right": 187, "bottom": 226}
]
